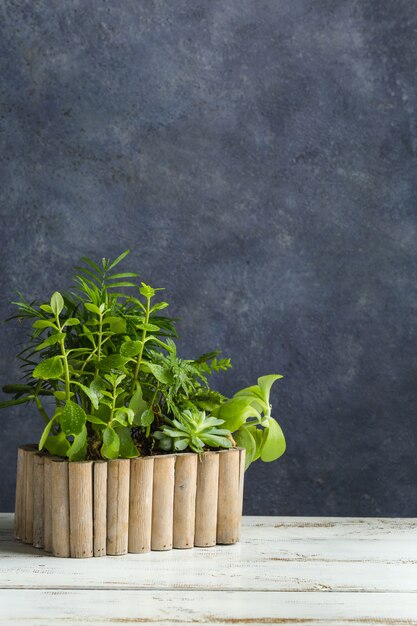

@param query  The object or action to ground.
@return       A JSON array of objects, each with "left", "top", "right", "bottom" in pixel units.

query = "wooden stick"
[
  {"left": 107, "top": 459, "right": 130, "bottom": 556},
  {"left": 22, "top": 447, "right": 37, "bottom": 544},
  {"left": 173, "top": 453, "right": 197, "bottom": 549},
  {"left": 151, "top": 455, "right": 175, "bottom": 551},
  {"left": 194, "top": 451, "right": 219, "bottom": 547},
  {"left": 128, "top": 457, "right": 154, "bottom": 554},
  {"left": 32, "top": 454, "right": 45, "bottom": 549},
  {"left": 93, "top": 461, "right": 107, "bottom": 557},
  {"left": 14, "top": 447, "right": 25, "bottom": 541},
  {"left": 51, "top": 460, "right": 70, "bottom": 557},
  {"left": 216, "top": 448, "right": 241, "bottom": 545},
  {"left": 237, "top": 447, "right": 246, "bottom": 542},
  {"left": 43, "top": 457, "right": 53, "bottom": 552},
  {"left": 69, "top": 461, "right": 93, "bottom": 558}
]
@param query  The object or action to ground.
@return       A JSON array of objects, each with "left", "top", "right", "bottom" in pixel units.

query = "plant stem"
[
  {"left": 130, "top": 296, "right": 150, "bottom": 392},
  {"left": 56, "top": 317, "right": 71, "bottom": 402},
  {"left": 94, "top": 311, "right": 103, "bottom": 377}
]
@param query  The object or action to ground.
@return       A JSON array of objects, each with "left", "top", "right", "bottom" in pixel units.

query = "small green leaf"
[
  {"left": 103, "top": 316, "right": 126, "bottom": 334},
  {"left": 139, "top": 283, "right": 155, "bottom": 299},
  {"left": 60, "top": 400, "right": 87, "bottom": 435},
  {"left": 44, "top": 432, "right": 70, "bottom": 457},
  {"left": 40, "top": 304, "right": 53, "bottom": 313},
  {"left": 33, "top": 356, "right": 64, "bottom": 380},
  {"left": 257, "top": 375, "right": 283, "bottom": 405},
  {"left": 73, "top": 381, "right": 101, "bottom": 410},
  {"left": 50, "top": 291, "right": 64, "bottom": 317},
  {"left": 141, "top": 362, "right": 173, "bottom": 384},
  {"left": 120, "top": 340, "right": 143, "bottom": 358},
  {"left": 235, "top": 428, "right": 257, "bottom": 469},
  {"left": 115, "top": 427, "right": 139, "bottom": 458},
  {"left": 87, "top": 414, "right": 107, "bottom": 425},
  {"left": 53, "top": 390, "right": 68, "bottom": 401},
  {"left": 35, "top": 332, "right": 66, "bottom": 351},
  {"left": 63, "top": 318, "right": 80, "bottom": 327},
  {"left": 32, "top": 319, "right": 57, "bottom": 330},
  {"left": 67, "top": 425, "right": 87, "bottom": 461},
  {"left": 85, "top": 302, "right": 101, "bottom": 315},
  {"left": 260, "top": 417, "right": 286, "bottom": 462},
  {"left": 98, "top": 354, "right": 130, "bottom": 373},
  {"left": 138, "top": 408, "right": 154, "bottom": 427},
  {"left": 101, "top": 426, "right": 120, "bottom": 459},
  {"left": 151, "top": 302, "right": 169, "bottom": 312},
  {"left": 108, "top": 249, "right": 130, "bottom": 270},
  {"left": 39, "top": 416, "right": 56, "bottom": 450},
  {"left": 136, "top": 322, "right": 160, "bottom": 332},
  {"left": 218, "top": 397, "right": 262, "bottom": 432}
]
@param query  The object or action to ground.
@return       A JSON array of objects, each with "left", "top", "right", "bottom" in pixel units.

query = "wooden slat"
[{"left": 0, "top": 590, "right": 417, "bottom": 625}]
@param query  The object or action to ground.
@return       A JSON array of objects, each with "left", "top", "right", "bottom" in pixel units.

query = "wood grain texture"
[
  {"left": 93, "top": 461, "right": 107, "bottom": 557},
  {"left": 173, "top": 453, "right": 197, "bottom": 549},
  {"left": 51, "top": 460, "right": 70, "bottom": 558},
  {"left": 216, "top": 448, "right": 241, "bottom": 544},
  {"left": 43, "top": 457, "right": 53, "bottom": 553},
  {"left": 69, "top": 462, "right": 93, "bottom": 558},
  {"left": 151, "top": 455, "right": 175, "bottom": 551},
  {"left": 128, "top": 457, "right": 154, "bottom": 554},
  {"left": 194, "top": 451, "right": 219, "bottom": 547},
  {"left": 32, "top": 454, "right": 44, "bottom": 549},
  {"left": 13, "top": 447, "right": 25, "bottom": 541},
  {"left": 106, "top": 459, "right": 130, "bottom": 556},
  {"left": 2, "top": 514, "right": 417, "bottom": 626}
]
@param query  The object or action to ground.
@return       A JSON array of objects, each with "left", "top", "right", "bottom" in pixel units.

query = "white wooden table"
[{"left": 0, "top": 514, "right": 416, "bottom": 625}]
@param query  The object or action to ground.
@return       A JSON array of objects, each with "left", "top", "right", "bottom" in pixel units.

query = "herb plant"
[{"left": 1, "top": 251, "right": 286, "bottom": 468}]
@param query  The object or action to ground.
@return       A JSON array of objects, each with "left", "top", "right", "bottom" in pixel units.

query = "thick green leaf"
[
  {"left": 39, "top": 417, "right": 56, "bottom": 450},
  {"left": 260, "top": 417, "right": 286, "bottom": 462},
  {"left": 136, "top": 322, "right": 160, "bottom": 332},
  {"left": 120, "top": 340, "right": 143, "bottom": 358},
  {"left": 44, "top": 432, "right": 70, "bottom": 457},
  {"left": 115, "top": 427, "right": 139, "bottom": 458},
  {"left": 139, "top": 408, "right": 154, "bottom": 427},
  {"left": 101, "top": 426, "right": 120, "bottom": 459},
  {"left": 73, "top": 381, "right": 100, "bottom": 410},
  {"left": 129, "top": 385, "right": 148, "bottom": 420},
  {"left": 257, "top": 375, "right": 283, "bottom": 405},
  {"left": 35, "top": 332, "right": 65, "bottom": 351},
  {"left": 235, "top": 427, "right": 257, "bottom": 469},
  {"left": 218, "top": 397, "right": 262, "bottom": 432},
  {"left": 103, "top": 316, "right": 126, "bottom": 334},
  {"left": 67, "top": 425, "right": 87, "bottom": 461},
  {"left": 39, "top": 304, "right": 53, "bottom": 313},
  {"left": 98, "top": 354, "right": 130, "bottom": 373},
  {"left": 247, "top": 425, "right": 264, "bottom": 462},
  {"left": 85, "top": 302, "right": 101, "bottom": 315},
  {"left": 32, "top": 356, "right": 64, "bottom": 380},
  {"left": 113, "top": 407, "right": 135, "bottom": 426},
  {"left": 151, "top": 302, "right": 169, "bottom": 312},
  {"left": 50, "top": 291, "right": 64, "bottom": 317},
  {"left": 32, "top": 319, "right": 57, "bottom": 330},
  {"left": 60, "top": 400, "right": 87, "bottom": 435},
  {"left": 63, "top": 318, "right": 80, "bottom": 327},
  {"left": 141, "top": 362, "right": 173, "bottom": 384}
]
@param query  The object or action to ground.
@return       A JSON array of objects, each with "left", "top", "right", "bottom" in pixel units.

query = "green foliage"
[
  {"left": 154, "top": 407, "right": 232, "bottom": 453},
  {"left": 216, "top": 375, "right": 286, "bottom": 469},
  {"left": 0, "top": 251, "right": 287, "bottom": 470}
]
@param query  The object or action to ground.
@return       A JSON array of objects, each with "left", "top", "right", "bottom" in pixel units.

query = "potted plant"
[{"left": 1, "top": 251, "right": 286, "bottom": 558}]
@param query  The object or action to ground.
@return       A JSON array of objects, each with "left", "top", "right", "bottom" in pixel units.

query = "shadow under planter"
[{"left": 14, "top": 445, "right": 246, "bottom": 558}]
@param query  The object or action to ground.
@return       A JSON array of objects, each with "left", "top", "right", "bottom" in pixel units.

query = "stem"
[
  {"left": 56, "top": 317, "right": 71, "bottom": 402},
  {"left": 130, "top": 296, "right": 150, "bottom": 392},
  {"left": 34, "top": 396, "right": 50, "bottom": 425},
  {"left": 94, "top": 311, "right": 103, "bottom": 377},
  {"left": 109, "top": 379, "right": 117, "bottom": 423}
]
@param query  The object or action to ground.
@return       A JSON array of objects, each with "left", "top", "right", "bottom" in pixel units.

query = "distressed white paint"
[{"left": 0, "top": 514, "right": 416, "bottom": 625}]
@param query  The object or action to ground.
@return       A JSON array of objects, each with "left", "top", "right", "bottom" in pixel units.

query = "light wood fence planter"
[{"left": 14, "top": 445, "right": 245, "bottom": 558}]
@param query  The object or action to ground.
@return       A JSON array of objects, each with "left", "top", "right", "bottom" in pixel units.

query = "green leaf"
[
  {"left": 108, "top": 249, "right": 130, "bottom": 270},
  {"left": 151, "top": 302, "right": 169, "bottom": 312},
  {"left": 106, "top": 281, "right": 137, "bottom": 288},
  {"left": 218, "top": 397, "right": 262, "bottom": 432},
  {"left": 50, "top": 291, "right": 64, "bottom": 317},
  {"left": 60, "top": 400, "right": 87, "bottom": 435},
  {"left": 33, "top": 356, "right": 64, "bottom": 380},
  {"left": 247, "top": 425, "right": 264, "bottom": 462},
  {"left": 129, "top": 387, "right": 148, "bottom": 423},
  {"left": 39, "top": 304, "right": 53, "bottom": 314},
  {"left": 141, "top": 362, "right": 173, "bottom": 384},
  {"left": 63, "top": 318, "right": 80, "bottom": 327},
  {"left": 138, "top": 408, "right": 154, "bottom": 427},
  {"left": 67, "top": 425, "right": 87, "bottom": 461},
  {"left": 115, "top": 427, "right": 139, "bottom": 458},
  {"left": 260, "top": 417, "right": 286, "bottom": 462},
  {"left": 101, "top": 426, "right": 120, "bottom": 459},
  {"left": 44, "top": 432, "right": 70, "bottom": 457},
  {"left": 73, "top": 381, "right": 101, "bottom": 410},
  {"left": 103, "top": 316, "right": 126, "bottom": 334},
  {"left": 87, "top": 414, "right": 107, "bottom": 425},
  {"left": 35, "top": 332, "right": 66, "bottom": 351},
  {"left": 98, "top": 355, "right": 130, "bottom": 373},
  {"left": 136, "top": 323, "right": 160, "bottom": 332},
  {"left": 120, "top": 340, "right": 143, "bottom": 358},
  {"left": 53, "top": 390, "right": 67, "bottom": 401},
  {"left": 139, "top": 283, "right": 155, "bottom": 299},
  {"left": 113, "top": 407, "right": 135, "bottom": 426},
  {"left": 235, "top": 428, "right": 257, "bottom": 469},
  {"left": 32, "top": 319, "right": 57, "bottom": 330},
  {"left": 257, "top": 375, "right": 283, "bottom": 405},
  {"left": 85, "top": 302, "right": 101, "bottom": 315},
  {"left": 0, "top": 396, "right": 34, "bottom": 408},
  {"left": 39, "top": 417, "right": 56, "bottom": 451},
  {"left": 108, "top": 272, "right": 140, "bottom": 280}
]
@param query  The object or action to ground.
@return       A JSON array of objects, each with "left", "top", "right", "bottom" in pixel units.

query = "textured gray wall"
[{"left": 1, "top": 1, "right": 416, "bottom": 515}]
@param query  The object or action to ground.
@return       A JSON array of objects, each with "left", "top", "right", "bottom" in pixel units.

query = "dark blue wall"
[{"left": 1, "top": 1, "right": 416, "bottom": 515}]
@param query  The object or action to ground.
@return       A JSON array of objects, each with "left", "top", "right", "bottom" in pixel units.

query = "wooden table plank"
[
  {"left": 0, "top": 589, "right": 417, "bottom": 625},
  {"left": 0, "top": 514, "right": 416, "bottom": 593}
]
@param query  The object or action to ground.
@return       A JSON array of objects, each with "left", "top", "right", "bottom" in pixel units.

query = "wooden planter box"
[{"left": 14, "top": 444, "right": 245, "bottom": 558}]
